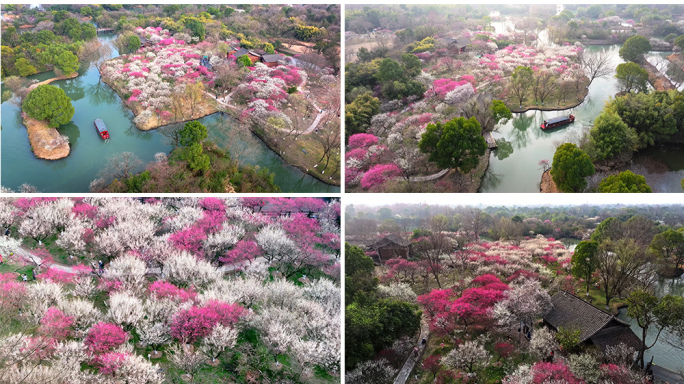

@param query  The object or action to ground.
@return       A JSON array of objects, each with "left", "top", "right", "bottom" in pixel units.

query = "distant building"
[
  {"left": 260, "top": 53, "right": 283, "bottom": 67},
  {"left": 440, "top": 36, "right": 471, "bottom": 54},
  {"left": 370, "top": 234, "right": 410, "bottom": 263},
  {"left": 139, "top": 36, "right": 153, "bottom": 48},
  {"left": 228, "top": 46, "right": 261, "bottom": 64},
  {"left": 543, "top": 291, "right": 641, "bottom": 357}
]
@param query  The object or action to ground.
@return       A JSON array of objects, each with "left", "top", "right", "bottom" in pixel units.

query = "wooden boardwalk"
[
  {"left": 652, "top": 364, "right": 684, "bottom": 384},
  {"left": 485, "top": 132, "right": 497, "bottom": 149}
]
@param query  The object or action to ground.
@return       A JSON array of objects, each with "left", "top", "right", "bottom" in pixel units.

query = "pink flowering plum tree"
[
  {"left": 39, "top": 307, "right": 74, "bottom": 341},
  {"left": 169, "top": 300, "right": 244, "bottom": 343},
  {"left": 84, "top": 322, "right": 129, "bottom": 355},
  {"left": 360, "top": 164, "right": 403, "bottom": 190}
]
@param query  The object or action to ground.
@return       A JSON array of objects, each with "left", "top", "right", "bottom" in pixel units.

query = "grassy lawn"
[
  {"left": 253, "top": 125, "right": 340, "bottom": 185},
  {"left": 505, "top": 77, "right": 590, "bottom": 112},
  {"left": 22, "top": 233, "right": 87, "bottom": 266}
]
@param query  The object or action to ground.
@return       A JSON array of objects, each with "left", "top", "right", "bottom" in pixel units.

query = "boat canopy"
[
  {"left": 545, "top": 116, "right": 571, "bottom": 124},
  {"left": 94, "top": 118, "right": 108, "bottom": 133}
]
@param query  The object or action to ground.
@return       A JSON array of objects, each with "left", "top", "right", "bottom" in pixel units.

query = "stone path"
[
  {"left": 393, "top": 318, "right": 430, "bottom": 384},
  {"left": 303, "top": 111, "right": 328, "bottom": 134},
  {"left": 409, "top": 169, "right": 450, "bottom": 182},
  {"left": 14, "top": 246, "right": 74, "bottom": 273},
  {"left": 211, "top": 76, "right": 329, "bottom": 135}
]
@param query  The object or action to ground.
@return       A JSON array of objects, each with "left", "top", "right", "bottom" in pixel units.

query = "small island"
[
  {"left": 344, "top": 4, "right": 605, "bottom": 193},
  {"left": 345, "top": 4, "right": 684, "bottom": 193},
  {"left": 1, "top": 4, "right": 341, "bottom": 192}
]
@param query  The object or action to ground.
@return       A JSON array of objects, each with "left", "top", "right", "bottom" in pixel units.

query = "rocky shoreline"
[
  {"left": 22, "top": 113, "right": 70, "bottom": 160},
  {"left": 539, "top": 169, "right": 560, "bottom": 193}
]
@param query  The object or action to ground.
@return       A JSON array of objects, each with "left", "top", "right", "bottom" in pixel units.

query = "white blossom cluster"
[
  {"left": 100, "top": 41, "right": 212, "bottom": 114},
  {"left": 0, "top": 197, "right": 341, "bottom": 380}
]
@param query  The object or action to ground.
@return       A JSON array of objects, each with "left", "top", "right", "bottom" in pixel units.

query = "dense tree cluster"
[
  {"left": 1, "top": 10, "right": 96, "bottom": 78},
  {"left": 0, "top": 197, "right": 341, "bottom": 383},
  {"left": 583, "top": 90, "right": 684, "bottom": 165},
  {"left": 347, "top": 201, "right": 684, "bottom": 382},
  {"left": 345, "top": 243, "right": 421, "bottom": 370},
  {"left": 550, "top": 143, "right": 595, "bottom": 192},
  {"left": 22, "top": 85, "right": 75, "bottom": 128}
]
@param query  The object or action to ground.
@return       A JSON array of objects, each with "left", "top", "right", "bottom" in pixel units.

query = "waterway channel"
[
  {"left": 480, "top": 43, "right": 684, "bottom": 193},
  {"left": 1, "top": 34, "right": 339, "bottom": 193},
  {"left": 617, "top": 275, "right": 684, "bottom": 372}
]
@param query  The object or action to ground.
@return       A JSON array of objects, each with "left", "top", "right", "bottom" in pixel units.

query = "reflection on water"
[
  {"left": 1, "top": 35, "right": 338, "bottom": 193},
  {"left": 646, "top": 51, "right": 684, "bottom": 91},
  {"left": 493, "top": 138, "right": 513, "bottom": 160},
  {"left": 617, "top": 275, "right": 684, "bottom": 372},
  {"left": 481, "top": 44, "right": 684, "bottom": 193}
]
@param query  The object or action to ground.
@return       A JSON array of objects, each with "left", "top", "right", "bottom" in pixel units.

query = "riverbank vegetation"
[
  {"left": 547, "top": 88, "right": 684, "bottom": 193},
  {"left": 344, "top": 4, "right": 621, "bottom": 193},
  {"left": 1, "top": 4, "right": 341, "bottom": 191},
  {"left": 90, "top": 121, "right": 280, "bottom": 193},
  {"left": 0, "top": 197, "right": 341, "bottom": 383},
  {"left": 345, "top": 200, "right": 684, "bottom": 383},
  {"left": 1, "top": 6, "right": 98, "bottom": 79}
]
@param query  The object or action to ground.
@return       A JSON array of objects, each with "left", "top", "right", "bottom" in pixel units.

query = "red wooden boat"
[
  {"left": 94, "top": 118, "right": 110, "bottom": 140},
  {"left": 541, "top": 114, "right": 575, "bottom": 130}
]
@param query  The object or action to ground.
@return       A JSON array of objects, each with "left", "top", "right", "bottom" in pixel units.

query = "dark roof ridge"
[{"left": 557, "top": 290, "right": 615, "bottom": 316}]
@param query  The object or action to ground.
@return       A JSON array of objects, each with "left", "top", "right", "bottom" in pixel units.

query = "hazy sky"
[{"left": 344, "top": 194, "right": 684, "bottom": 207}]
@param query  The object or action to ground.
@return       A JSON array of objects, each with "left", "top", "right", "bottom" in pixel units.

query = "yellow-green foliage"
[
  {"left": 408, "top": 37, "right": 436, "bottom": 53},
  {"left": 293, "top": 22, "right": 322, "bottom": 41}
]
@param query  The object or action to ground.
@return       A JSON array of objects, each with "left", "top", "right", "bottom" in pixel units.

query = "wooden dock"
[{"left": 485, "top": 132, "right": 497, "bottom": 149}]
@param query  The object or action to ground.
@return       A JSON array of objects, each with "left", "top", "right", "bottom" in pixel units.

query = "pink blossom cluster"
[
  {"left": 84, "top": 322, "right": 129, "bottom": 355},
  {"left": 0, "top": 276, "right": 26, "bottom": 311},
  {"left": 93, "top": 352, "right": 127, "bottom": 375},
  {"left": 39, "top": 307, "right": 74, "bottom": 340},
  {"left": 38, "top": 267, "right": 75, "bottom": 284},
  {"left": 360, "top": 163, "right": 402, "bottom": 190},
  {"left": 100, "top": 41, "right": 217, "bottom": 114},
  {"left": 148, "top": 280, "right": 197, "bottom": 302},
  {"left": 236, "top": 64, "right": 306, "bottom": 121},
  {"left": 432, "top": 78, "right": 472, "bottom": 99},
  {"left": 418, "top": 273, "right": 508, "bottom": 334},
  {"left": 13, "top": 197, "right": 60, "bottom": 210},
  {"left": 170, "top": 300, "right": 245, "bottom": 343}
]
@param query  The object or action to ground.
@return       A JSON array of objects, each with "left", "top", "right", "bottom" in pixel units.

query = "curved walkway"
[
  {"left": 213, "top": 75, "right": 331, "bottom": 135},
  {"left": 409, "top": 169, "right": 450, "bottom": 182},
  {"left": 393, "top": 318, "right": 430, "bottom": 384}
]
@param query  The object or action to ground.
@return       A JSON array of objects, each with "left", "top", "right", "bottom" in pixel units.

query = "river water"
[
  {"left": 1, "top": 35, "right": 338, "bottom": 193},
  {"left": 478, "top": 37, "right": 684, "bottom": 192},
  {"left": 561, "top": 238, "right": 684, "bottom": 371},
  {"left": 480, "top": 44, "right": 624, "bottom": 193},
  {"left": 617, "top": 275, "right": 684, "bottom": 372}
]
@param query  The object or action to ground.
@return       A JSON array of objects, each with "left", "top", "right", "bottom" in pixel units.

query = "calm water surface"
[
  {"left": 1, "top": 35, "right": 338, "bottom": 193},
  {"left": 481, "top": 44, "right": 684, "bottom": 193},
  {"left": 617, "top": 275, "right": 684, "bottom": 372}
]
